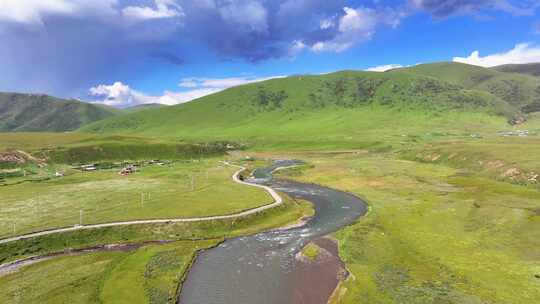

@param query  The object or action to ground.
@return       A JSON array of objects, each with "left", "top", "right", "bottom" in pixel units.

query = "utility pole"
[
  {"left": 141, "top": 192, "right": 144, "bottom": 208},
  {"left": 12, "top": 222, "right": 16, "bottom": 235},
  {"left": 79, "top": 210, "right": 83, "bottom": 226}
]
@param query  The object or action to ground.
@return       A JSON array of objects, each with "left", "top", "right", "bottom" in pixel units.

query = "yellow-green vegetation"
[
  {"left": 0, "top": 196, "right": 314, "bottom": 264},
  {"left": 301, "top": 242, "right": 320, "bottom": 261},
  {"left": 275, "top": 145, "right": 540, "bottom": 304},
  {"left": 100, "top": 240, "right": 218, "bottom": 304},
  {"left": 0, "top": 158, "right": 272, "bottom": 238},
  {"left": 0, "top": 132, "right": 94, "bottom": 151},
  {"left": 2, "top": 61, "right": 540, "bottom": 304},
  {"left": 401, "top": 135, "right": 540, "bottom": 188},
  {"left": 0, "top": 240, "right": 217, "bottom": 304}
]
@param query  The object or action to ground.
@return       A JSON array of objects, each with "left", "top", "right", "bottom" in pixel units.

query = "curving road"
[{"left": 0, "top": 162, "right": 284, "bottom": 245}]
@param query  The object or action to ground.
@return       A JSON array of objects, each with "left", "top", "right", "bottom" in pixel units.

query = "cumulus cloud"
[
  {"left": 410, "top": 0, "right": 538, "bottom": 18},
  {"left": 453, "top": 43, "right": 540, "bottom": 67},
  {"left": 122, "top": 0, "right": 184, "bottom": 21},
  {"left": 90, "top": 82, "right": 152, "bottom": 107},
  {"left": 308, "top": 6, "right": 402, "bottom": 53},
  {"left": 365, "top": 64, "right": 404, "bottom": 72},
  {"left": 88, "top": 81, "right": 210, "bottom": 107}
]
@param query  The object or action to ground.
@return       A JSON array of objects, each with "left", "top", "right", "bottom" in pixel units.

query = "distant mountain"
[
  {"left": 0, "top": 93, "right": 120, "bottom": 132},
  {"left": 80, "top": 63, "right": 520, "bottom": 143},
  {"left": 492, "top": 63, "right": 540, "bottom": 78},
  {"left": 123, "top": 103, "right": 168, "bottom": 113}
]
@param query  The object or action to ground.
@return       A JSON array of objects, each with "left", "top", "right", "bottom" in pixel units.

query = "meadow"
[
  {"left": 0, "top": 240, "right": 218, "bottom": 304},
  {"left": 0, "top": 196, "right": 314, "bottom": 304},
  {"left": 271, "top": 137, "right": 540, "bottom": 304},
  {"left": 0, "top": 157, "right": 274, "bottom": 238}
]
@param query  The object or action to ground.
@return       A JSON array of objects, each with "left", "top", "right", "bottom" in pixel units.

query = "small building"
[
  {"left": 54, "top": 171, "right": 64, "bottom": 177},
  {"left": 119, "top": 166, "right": 136, "bottom": 176}
]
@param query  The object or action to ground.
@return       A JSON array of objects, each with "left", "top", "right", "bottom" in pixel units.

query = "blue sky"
[{"left": 0, "top": 0, "right": 539, "bottom": 107}]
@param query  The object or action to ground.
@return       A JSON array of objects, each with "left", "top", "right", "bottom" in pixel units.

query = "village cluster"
[{"left": 74, "top": 159, "right": 169, "bottom": 175}]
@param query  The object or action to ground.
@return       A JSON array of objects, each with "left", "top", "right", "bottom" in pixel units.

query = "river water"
[{"left": 178, "top": 160, "right": 368, "bottom": 304}]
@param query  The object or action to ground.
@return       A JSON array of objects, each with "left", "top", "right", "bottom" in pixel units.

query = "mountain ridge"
[{"left": 0, "top": 92, "right": 120, "bottom": 132}]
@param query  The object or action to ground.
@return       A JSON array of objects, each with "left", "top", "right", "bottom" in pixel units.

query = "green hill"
[
  {"left": 0, "top": 93, "right": 120, "bottom": 132},
  {"left": 400, "top": 62, "right": 540, "bottom": 113},
  {"left": 81, "top": 65, "right": 519, "bottom": 147},
  {"left": 123, "top": 103, "right": 168, "bottom": 113},
  {"left": 493, "top": 63, "right": 540, "bottom": 77}
]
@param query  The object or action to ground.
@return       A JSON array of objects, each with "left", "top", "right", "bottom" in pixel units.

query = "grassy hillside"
[
  {"left": 123, "top": 103, "right": 168, "bottom": 113},
  {"left": 493, "top": 63, "right": 540, "bottom": 77},
  {"left": 0, "top": 93, "right": 120, "bottom": 132},
  {"left": 401, "top": 62, "right": 540, "bottom": 114},
  {"left": 81, "top": 67, "right": 517, "bottom": 148}
]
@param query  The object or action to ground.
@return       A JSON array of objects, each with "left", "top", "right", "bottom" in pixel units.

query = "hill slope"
[
  {"left": 400, "top": 62, "right": 540, "bottom": 113},
  {"left": 0, "top": 93, "right": 120, "bottom": 132},
  {"left": 123, "top": 103, "right": 168, "bottom": 113},
  {"left": 81, "top": 67, "right": 517, "bottom": 147},
  {"left": 493, "top": 63, "right": 540, "bottom": 77}
]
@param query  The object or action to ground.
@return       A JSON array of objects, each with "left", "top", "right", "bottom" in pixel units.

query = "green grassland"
[
  {"left": 0, "top": 158, "right": 273, "bottom": 238},
  {"left": 1, "top": 62, "right": 539, "bottom": 303},
  {"left": 0, "top": 194, "right": 314, "bottom": 264},
  {"left": 272, "top": 142, "right": 540, "bottom": 304},
  {"left": 0, "top": 132, "right": 95, "bottom": 151},
  {"left": 0, "top": 240, "right": 218, "bottom": 304},
  {"left": 0, "top": 133, "right": 232, "bottom": 166}
]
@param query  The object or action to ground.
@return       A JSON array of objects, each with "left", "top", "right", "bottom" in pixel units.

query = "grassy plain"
[
  {"left": 272, "top": 138, "right": 540, "bottom": 304},
  {"left": 0, "top": 195, "right": 314, "bottom": 264},
  {"left": 0, "top": 158, "right": 272, "bottom": 238},
  {"left": 0, "top": 240, "right": 218, "bottom": 304}
]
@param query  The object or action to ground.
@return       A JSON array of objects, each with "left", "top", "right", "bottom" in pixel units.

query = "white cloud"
[
  {"left": 89, "top": 81, "right": 203, "bottom": 107},
  {"left": 90, "top": 82, "right": 152, "bottom": 107},
  {"left": 310, "top": 6, "right": 401, "bottom": 53},
  {"left": 0, "top": 0, "right": 117, "bottom": 25},
  {"left": 320, "top": 18, "right": 335, "bottom": 29},
  {"left": 288, "top": 40, "right": 307, "bottom": 57},
  {"left": 90, "top": 75, "right": 285, "bottom": 107},
  {"left": 122, "top": 0, "right": 183, "bottom": 21},
  {"left": 365, "top": 64, "right": 404, "bottom": 72},
  {"left": 453, "top": 43, "right": 540, "bottom": 67}
]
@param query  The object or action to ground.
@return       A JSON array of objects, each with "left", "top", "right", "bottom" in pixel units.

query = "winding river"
[{"left": 178, "top": 160, "right": 368, "bottom": 304}]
